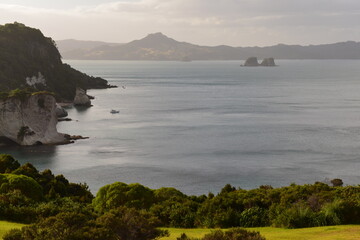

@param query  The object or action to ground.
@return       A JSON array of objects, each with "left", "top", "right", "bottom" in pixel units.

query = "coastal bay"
[{"left": 2, "top": 60, "right": 360, "bottom": 195}]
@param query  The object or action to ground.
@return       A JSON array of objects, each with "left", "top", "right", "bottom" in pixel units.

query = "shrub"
[
  {"left": 202, "top": 228, "right": 265, "bottom": 240},
  {"left": 3, "top": 229, "right": 23, "bottom": 240},
  {"left": 0, "top": 154, "right": 20, "bottom": 173},
  {"left": 93, "top": 182, "right": 154, "bottom": 213},
  {"left": 0, "top": 174, "right": 43, "bottom": 201},
  {"left": 97, "top": 206, "right": 168, "bottom": 240},
  {"left": 272, "top": 203, "right": 319, "bottom": 228},
  {"left": 239, "top": 207, "right": 268, "bottom": 227}
]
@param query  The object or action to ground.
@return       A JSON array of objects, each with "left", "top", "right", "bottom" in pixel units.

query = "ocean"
[{"left": 2, "top": 60, "right": 360, "bottom": 195}]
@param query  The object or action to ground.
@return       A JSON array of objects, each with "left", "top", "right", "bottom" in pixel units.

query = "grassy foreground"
[
  {"left": 161, "top": 225, "right": 360, "bottom": 240},
  {"left": 1, "top": 222, "right": 359, "bottom": 240},
  {"left": 0, "top": 221, "right": 25, "bottom": 239}
]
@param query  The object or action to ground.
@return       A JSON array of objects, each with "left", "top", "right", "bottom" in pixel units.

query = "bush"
[
  {"left": 0, "top": 174, "right": 43, "bottom": 201},
  {"left": 202, "top": 228, "right": 265, "bottom": 240},
  {"left": 239, "top": 207, "right": 268, "bottom": 227},
  {"left": 93, "top": 182, "right": 154, "bottom": 213},
  {"left": 3, "top": 212, "right": 109, "bottom": 240},
  {"left": 272, "top": 203, "right": 319, "bottom": 228},
  {"left": 97, "top": 206, "right": 168, "bottom": 240},
  {"left": 3, "top": 229, "right": 23, "bottom": 240},
  {"left": 0, "top": 154, "right": 20, "bottom": 173}
]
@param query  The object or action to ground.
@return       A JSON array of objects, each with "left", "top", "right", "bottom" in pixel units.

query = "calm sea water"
[{"left": 2, "top": 60, "right": 360, "bottom": 195}]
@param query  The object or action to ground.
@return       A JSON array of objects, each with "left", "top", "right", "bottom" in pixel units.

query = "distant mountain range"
[{"left": 57, "top": 33, "right": 360, "bottom": 60}]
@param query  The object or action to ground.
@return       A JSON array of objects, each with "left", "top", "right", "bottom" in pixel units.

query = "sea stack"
[
  {"left": 244, "top": 57, "right": 259, "bottom": 66},
  {"left": 260, "top": 58, "right": 276, "bottom": 66},
  {"left": 243, "top": 57, "right": 276, "bottom": 67},
  {"left": 73, "top": 88, "right": 91, "bottom": 107}
]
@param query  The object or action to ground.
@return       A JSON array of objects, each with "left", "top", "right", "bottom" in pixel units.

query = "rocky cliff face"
[{"left": 0, "top": 93, "right": 67, "bottom": 145}]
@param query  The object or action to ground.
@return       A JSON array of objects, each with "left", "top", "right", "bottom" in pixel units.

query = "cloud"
[{"left": 0, "top": 0, "right": 360, "bottom": 46}]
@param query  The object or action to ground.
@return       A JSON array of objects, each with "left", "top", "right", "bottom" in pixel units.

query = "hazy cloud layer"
[{"left": 0, "top": 0, "right": 359, "bottom": 46}]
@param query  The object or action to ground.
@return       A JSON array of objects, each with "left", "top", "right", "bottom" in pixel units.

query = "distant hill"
[
  {"left": 56, "top": 39, "right": 123, "bottom": 58},
  {"left": 0, "top": 23, "right": 111, "bottom": 101},
  {"left": 57, "top": 33, "right": 360, "bottom": 60}
]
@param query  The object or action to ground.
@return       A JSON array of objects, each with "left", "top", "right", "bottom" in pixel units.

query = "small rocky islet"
[{"left": 242, "top": 57, "right": 276, "bottom": 67}]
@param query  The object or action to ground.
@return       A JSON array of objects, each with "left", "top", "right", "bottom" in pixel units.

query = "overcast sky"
[{"left": 0, "top": 0, "right": 359, "bottom": 46}]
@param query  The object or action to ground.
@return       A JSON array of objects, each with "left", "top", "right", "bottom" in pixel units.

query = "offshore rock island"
[
  {"left": 0, "top": 22, "right": 114, "bottom": 145},
  {"left": 243, "top": 57, "right": 276, "bottom": 67}
]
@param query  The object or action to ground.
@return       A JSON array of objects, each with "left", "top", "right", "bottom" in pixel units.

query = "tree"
[
  {"left": 93, "top": 182, "right": 154, "bottom": 213},
  {"left": 97, "top": 206, "right": 168, "bottom": 240},
  {"left": 331, "top": 179, "right": 343, "bottom": 187},
  {"left": 3, "top": 212, "right": 111, "bottom": 240},
  {"left": 0, "top": 154, "right": 20, "bottom": 173},
  {"left": 202, "top": 228, "right": 265, "bottom": 240},
  {"left": 0, "top": 174, "right": 43, "bottom": 201}
]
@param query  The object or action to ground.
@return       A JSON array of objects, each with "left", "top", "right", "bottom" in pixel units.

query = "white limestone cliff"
[{"left": 0, "top": 93, "right": 67, "bottom": 145}]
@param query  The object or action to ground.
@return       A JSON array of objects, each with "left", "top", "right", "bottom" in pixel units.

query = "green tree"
[
  {"left": 0, "top": 154, "right": 20, "bottom": 173},
  {"left": 0, "top": 174, "right": 43, "bottom": 201},
  {"left": 93, "top": 182, "right": 154, "bottom": 212},
  {"left": 97, "top": 206, "right": 168, "bottom": 240}
]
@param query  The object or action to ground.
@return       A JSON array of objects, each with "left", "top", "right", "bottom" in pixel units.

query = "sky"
[{"left": 0, "top": 0, "right": 360, "bottom": 47}]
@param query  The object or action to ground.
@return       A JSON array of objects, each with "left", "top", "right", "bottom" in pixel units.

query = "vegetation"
[
  {"left": 162, "top": 226, "right": 360, "bottom": 240},
  {"left": 0, "top": 22, "right": 110, "bottom": 101},
  {"left": 1, "top": 153, "right": 360, "bottom": 239},
  {"left": 92, "top": 181, "right": 360, "bottom": 229},
  {"left": 0, "top": 221, "right": 25, "bottom": 239},
  {"left": 0, "top": 88, "right": 55, "bottom": 102}
]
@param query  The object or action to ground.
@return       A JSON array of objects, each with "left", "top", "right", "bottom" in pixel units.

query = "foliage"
[
  {"left": 10, "top": 161, "right": 93, "bottom": 202},
  {"left": 4, "top": 207, "right": 168, "bottom": 240},
  {"left": 97, "top": 206, "right": 168, "bottom": 240},
  {"left": 0, "top": 154, "right": 20, "bottom": 173},
  {"left": 2, "top": 153, "right": 360, "bottom": 239},
  {"left": 202, "top": 228, "right": 265, "bottom": 240},
  {"left": 330, "top": 179, "right": 343, "bottom": 187},
  {"left": 93, "top": 182, "right": 155, "bottom": 212},
  {"left": 239, "top": 207, "right": 268, "bottom": 227},
  {"left": 0, "top": 174, "right": 43, "bottom": 201},
  {"left": 0, "top": 154, "right": 93, "bottom": 223},
  {"left": 92, "top": 178, "right": 360, "bottom": 229},
  {"left": 162, "top": 226, "right": 360, "bottom": 240}
]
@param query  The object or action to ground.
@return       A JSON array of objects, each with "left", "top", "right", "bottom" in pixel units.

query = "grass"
[
  {"left": 1, "top": 221, "right": 360, "bottom": 240},
  {"left": 0, "top": 221, "right": 25, "bottom": 239},
  {"left": 161, "top": 225, "right": 360, "bottom": 240}
]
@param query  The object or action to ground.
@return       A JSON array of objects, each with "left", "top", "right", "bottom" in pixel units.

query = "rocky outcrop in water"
[
  {"left": 243, "top": 57, "right": 276, "bottom": 67},
  {"left": 55, "top": 103, "right": 68, "bottom": 118},
  {"left": 260, "top": 58, "right": 276, "bottom": 66},
  {"left": 244, "top": 57, "right": 260, "bottom": 66},
  {"left": 73, "top": 88, "right": 91, "bottom": 106},
  {"left": 0, "top": 93, "right": 67, "bottom": 145}
]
